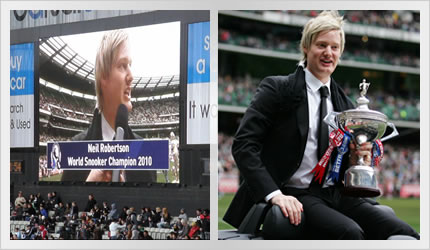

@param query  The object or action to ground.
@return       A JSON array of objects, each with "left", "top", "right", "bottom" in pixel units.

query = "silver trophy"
[{"left": 324, "top": 79, "right": 399, "bottom": 197}]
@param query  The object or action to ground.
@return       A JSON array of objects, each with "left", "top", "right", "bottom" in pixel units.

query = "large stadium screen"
[{"left": 38, "top": 22, "right": 181, "bottom": 183}]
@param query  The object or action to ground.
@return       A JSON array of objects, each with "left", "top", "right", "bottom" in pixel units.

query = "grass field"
[{"left": 218, "top": 193, "right": 420, "bottom": 233}]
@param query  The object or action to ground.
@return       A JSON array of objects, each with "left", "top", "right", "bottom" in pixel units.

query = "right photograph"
[{"left": 218, "top": 10, "right": 420, "bottom": 240}]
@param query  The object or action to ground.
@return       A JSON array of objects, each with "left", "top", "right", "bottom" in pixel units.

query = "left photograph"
[{"left": 10, "top": 10, "right": 210, "bottom": 240}]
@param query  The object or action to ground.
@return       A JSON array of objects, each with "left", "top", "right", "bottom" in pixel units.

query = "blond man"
[
  {"left": 224, "top": 11, "right": 418, "bottom": 240},
  {"left": 61, "top": 30, "right": 155, "bottom": 183}
]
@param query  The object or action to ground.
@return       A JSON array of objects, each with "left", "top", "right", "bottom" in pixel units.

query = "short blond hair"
[
  {"left": 300, "top": 11, "right": 345, "bottom": 64},
  {"left": 95, "top": 29, "right": 129, "bottom": 112}
]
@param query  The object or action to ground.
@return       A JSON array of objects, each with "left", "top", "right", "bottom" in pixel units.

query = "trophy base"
[
  {"left": 342, "top": 186, "right": 381, "bottom": 197},
  {"left": 344, "top": 165, "right": 381, "bottom": 198}
]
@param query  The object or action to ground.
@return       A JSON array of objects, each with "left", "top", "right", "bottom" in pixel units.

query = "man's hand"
[
  {"left": 270, "top": 194, "right": 303, "bottom": 226},
  {"left": 86, "top": 170, "right": 126, "bottom": 182},
  {"left": 349, "top": 142, "right": 373, "bottom": 166}
]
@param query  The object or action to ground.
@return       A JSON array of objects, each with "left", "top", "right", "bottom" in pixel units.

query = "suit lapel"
[{"left": 294, "top": 68, "right": 309, "bottom": 148}]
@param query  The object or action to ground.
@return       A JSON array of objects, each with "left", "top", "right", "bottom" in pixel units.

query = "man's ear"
[
  {"left": 302, "top": 46, "right": 308, "bottom": 54},
  {"left": 100, "top": 76, "right": 107, "bottom": 89}
]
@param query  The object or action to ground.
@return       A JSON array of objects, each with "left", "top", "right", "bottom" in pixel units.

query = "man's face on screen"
[{"left": 101, "top": 41, "right": 133, "bottom": 112}]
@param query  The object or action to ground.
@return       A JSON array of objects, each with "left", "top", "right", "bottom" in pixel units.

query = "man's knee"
[{"left": 338, "top": 222, "right": 365, "bottom": 240}]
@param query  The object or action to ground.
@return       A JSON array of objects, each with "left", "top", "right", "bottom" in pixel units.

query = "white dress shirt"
[
  {"left": 101, "top": 112, "right": 115, "bottom": 141},
  {"left": 265, "top": 68, "right": 334, "bottom": 202}
]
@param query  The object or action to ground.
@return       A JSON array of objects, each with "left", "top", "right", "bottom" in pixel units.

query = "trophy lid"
[{"left": 357, "top": 79, "right": 370, "bottom": 110}]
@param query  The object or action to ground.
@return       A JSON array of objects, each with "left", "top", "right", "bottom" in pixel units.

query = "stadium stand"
[
  {"left": 10, "top": 191, "right": 210, "bottom": 240},
  {"left": 218, "top": 75, "right": 419, "bottom": 121}
]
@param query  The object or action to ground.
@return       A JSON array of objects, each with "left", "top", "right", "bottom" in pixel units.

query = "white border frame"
[{"left": 1, "top": 1, "right": 429, "bottom": 249}]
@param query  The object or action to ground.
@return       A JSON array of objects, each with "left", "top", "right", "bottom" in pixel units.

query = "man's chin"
[{"left": 125, "top": 103, "right": 132, "bottom": 112}]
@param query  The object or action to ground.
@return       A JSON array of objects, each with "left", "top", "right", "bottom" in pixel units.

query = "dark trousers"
[{"left": 284, "top": 186, "right": 420, "bottom": 240}]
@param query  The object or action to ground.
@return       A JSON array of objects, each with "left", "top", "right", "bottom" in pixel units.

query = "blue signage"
[
  {"left": 47, "top": 140, "right": 169, "bottom": 170},
  {"left": 187, "top": 21, "right": 210, "bottom": 84},
  {"left": 10, "top": 43, "right": 34, "bottom": 96}
]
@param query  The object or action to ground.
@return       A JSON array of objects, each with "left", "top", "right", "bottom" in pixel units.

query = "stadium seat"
[{"left": 160, "top": 232, "right": 167, "bottom": 240}]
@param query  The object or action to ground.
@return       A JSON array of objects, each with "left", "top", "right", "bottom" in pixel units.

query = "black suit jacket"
[
  {"left": 223, "top": 66, "right": 355, "bottom": 228},
  {"left": 61, "top": 108, "right": 156, "bottom": 183}
]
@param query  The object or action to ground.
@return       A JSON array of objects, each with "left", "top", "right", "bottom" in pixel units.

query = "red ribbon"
[{"left": 310, "top": 129, "right": 345, "bottom": 184}]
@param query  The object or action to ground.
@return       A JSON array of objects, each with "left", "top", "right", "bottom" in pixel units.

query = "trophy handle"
[
  {"left": 323, "top": 111, "right": 340, "bottom": 130},
  {"left": 380, "top": 122, "right": 399, "bottom": 142}
]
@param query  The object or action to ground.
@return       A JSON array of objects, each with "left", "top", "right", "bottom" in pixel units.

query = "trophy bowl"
[
  {"left": 337, "top": 109, "right": 388, "bottom": 197},
  {"left": 324, "top": 80, "right": 399, "bottom": 197}
]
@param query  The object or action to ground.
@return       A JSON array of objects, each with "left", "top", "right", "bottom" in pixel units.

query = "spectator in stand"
[
  {"left": 77, "top": 223, "right": 90, "bottom": 240},
  {"left": 24, "top": 203, "right": 36, "bottom": 221},
  {"left": 157, "top": 207, "right": 171, "bottom": 228},
  {"left": 39, "top": 204, "right": 48, "bottom": 218},
  {"left": 177, "top": 219, "right": 190, "bottom": 239},
  {"left": 24, "top": 225, "right": 33, "bottom": 240},
  {"left": 153, "top": 207, "right": 162, "bottom": 224},
  {"left": 178, "top": 208, "right": 188, "bottom": 223},
  {"left": 142, "top": 230, "right": 153, "bottom": 240},
  {"left": 36, "top": 225, "right": 48, "bottom": 240},
  {"left": 195, "top": 208, "right": 202, "bottom": 222},
  {"left": 119, "top": 206, "right": 129, "bottom": 221},
  {"left": 200, "top": 209, "right": 210, "bottom": 233},
  {"left": 70, "top": 201, "right": 79, "bottom": 217},
  {"left": 109, "top": 218, "right": 126, "bottom": 240},
  {"left": 83, "top": 194, "right": 96, "bottom": 212},
  {"left": 92, "top": 222, "right": 103, "bottom": 240},
  {"left": 108, "top": 203, "right": 119, "bottom": 221},
  {"left": 92, "top": 205, "right": 101, "bottom": 222},
  {"left": 168, "top": 231, "right": 178, "bottom": 240},
  {"left": 34, "top": 193, "right": 44, "bottom": 210},
  {"left": 15, "top": 191, "right": 26, "bottom": 208},
  {"left": 51, "top": 191, "right": 61, "bottom": 205},
  {"left": 46, "top": 192, "right": 55, "bottom": 210},
  {"left": 188, "top": 221, "right": 201, "bottom": 239},
  {"left": 55, "top": 202, "right": 65, "bottom": 222},
  {"left": 130, "top": 225, "right": 139, "bottom": 240},
  {"left": 64, "top": 202, "right": 71, "bottom": 216},
  {"left": 141, "top": 207, "right": 152, "bottom": 227},
  {"left": 126, "top": 207, "right": 138, "bottom": 226},
  {"left": 102, "top": 201, "right": 110, "bottom": 214}
]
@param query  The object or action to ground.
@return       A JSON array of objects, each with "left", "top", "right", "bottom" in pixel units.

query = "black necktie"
[{"left": 318, "top": 86, "right": 329, "bottom": 160}]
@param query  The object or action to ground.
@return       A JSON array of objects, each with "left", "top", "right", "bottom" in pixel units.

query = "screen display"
[{"left": 38, "top": 22, "right": 181, "bottom": 183}]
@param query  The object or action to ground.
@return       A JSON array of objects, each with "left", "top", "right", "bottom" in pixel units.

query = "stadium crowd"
[
  {"left": 219, "top": 28, "right": 419, "bottom": 68},
  {"left": 128, "top": 98, "right": 179, "bottom": 124},
  {"left": 245, "top": 10, "right": 420, "bottom": 32},
  {"left": 218, "top": 75, "right": 420, "bottom": 121},
  {"left": 10, "top": 191, "right": 210, "bottom": 240},
  {"left": 218, "top": 133, "right": 420, "bottom": 198},
  {"left": 40, "top": 86, "right": 179, "bottom": 125}
]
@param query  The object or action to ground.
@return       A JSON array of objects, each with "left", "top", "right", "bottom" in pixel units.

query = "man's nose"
[
  {"left": 126, "top": 71, "right": 133, "bottom": 85},
  {"left": 323, "top": 46, "right": 332, "bottom": 55}
]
